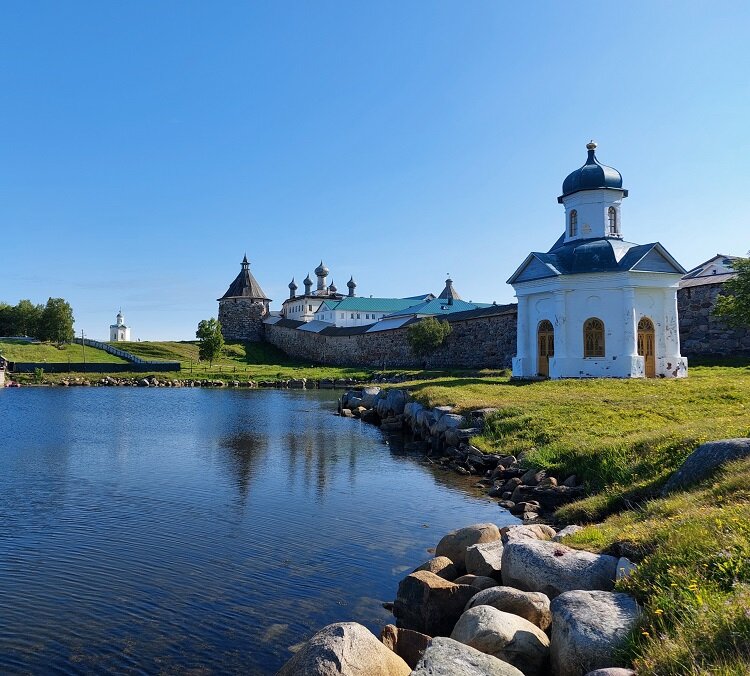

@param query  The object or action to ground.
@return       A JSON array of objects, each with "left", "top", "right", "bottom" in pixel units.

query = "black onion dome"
[
  {"left": 315, "top": 260, "right": 329, "bottom": 277},
  {"left": 559, "top": 141, "right": 625, "bottom": 201},
  {"left": 288, "top": 278, "right": 298, "bottom": 290}
]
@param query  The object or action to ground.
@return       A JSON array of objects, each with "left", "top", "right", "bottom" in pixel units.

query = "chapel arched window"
[
  {"left": 608, "top": 206, "right": 618, "bottom": 235},
  {"left": 583, "top": 318, "right": 605, "bottom": 358},
  {"left": 569, "top": 210, "right": 578, "bottom": 237}
]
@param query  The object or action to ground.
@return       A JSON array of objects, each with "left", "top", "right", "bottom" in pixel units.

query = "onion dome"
[
  {"left": 288, "top": 277, "right": 298, "bottom": 291},
  {"left": 329, "top": 279, "right": 337, "bottom": 293},
  {"left": 315, "top": 260, "right": 329, "bottom": 277},
  {"left": 347, "top": 276, "right": 356, "bottom": 297},
  {"left": 303, "top": 273, "right": 312, "bottom": 285},
  {"left": 559, "top": 141, "right": 626, "bottom": 202}
]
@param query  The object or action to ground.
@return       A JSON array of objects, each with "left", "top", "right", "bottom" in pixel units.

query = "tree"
[
  {"left": 0, "top": 303, "right": 13, "bottom": 336},
  {"left": 38, "top": 298, "right": 75, "bottom": 344},
  {"left": 13, "top": 299, "right": 44, "bottom": 337},
  {"left": 407, "top": 316, "right": 452, "bottom": 358},
  {"left": 196, "top": 318, "right": 225, "bottom": 366},
  {"left": 714, "top": 254, "right": 750, "bottom": 326}
]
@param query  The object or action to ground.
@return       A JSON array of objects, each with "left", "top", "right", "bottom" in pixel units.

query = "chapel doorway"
[
  {"left": 537, "top": 320, "right": 554, "bottom": 378},
  {"left": 637, "top": 317, "right": 656, "bottom": 378}
]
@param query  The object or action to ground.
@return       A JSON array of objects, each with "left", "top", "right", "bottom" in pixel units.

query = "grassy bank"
[
  {"left": 402, "top": 360, "right": 750, "bottom": 674},
  {"left": 0, "top": 339, "right": 127, "bottom": 364}
]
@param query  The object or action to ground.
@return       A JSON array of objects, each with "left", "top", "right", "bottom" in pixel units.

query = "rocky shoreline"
[
  {"left": 339, "top": 386, "right": 585, "bottom": 521},
  {"left": 274, "top": 386, "right": 642, "bottom": 675},
  {"left": 278, "top": 521, "right": 640, "bottom": 675}
]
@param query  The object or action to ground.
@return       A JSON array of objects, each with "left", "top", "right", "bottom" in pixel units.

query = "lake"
[{"left": 0, "top": 388, "right": 515, "bottom": 674}]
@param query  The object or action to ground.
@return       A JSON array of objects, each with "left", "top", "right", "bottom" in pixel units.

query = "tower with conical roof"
[{"left": 217, "top": 255, "right": 272, "bottom": 341}]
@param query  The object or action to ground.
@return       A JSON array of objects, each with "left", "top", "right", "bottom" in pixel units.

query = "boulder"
[
  {"left": 361, "top": 386, "right": 382, "bottom": 408},
  {"left": 550, "top": 591, "right": 641, "bottom": 676},
  {"left": 510, "top": 484, "right": 586, "bottom": 509},
  {"left": 464, "top": 586, "right": 552, "bottom": 631},
  {"left": 451, "top": 605, "right": 550, "bottom": 675},
  {"left": 553, "top": 525, "right": 584, "bottom": 542},
  {"left": 501, "top": 524, "right": 556, "bottom": 544},
  {"left": 385, "top": 389, "right": 407, "bottom": 416},
  {"left": 432, "top": 413, "right": 465, "bottom": 436},
  {"left": 277, "top": 622, "right": 411, "bottom": 676},
  {"left": 393, "top": 570, "right": 477, "bottom": 636},
  {"left": 411, "top": 637, "right": 524, "bottom": 676},
  {"left": 436, "top": 523, "right": 501, "bottom": 570},
  {"left": 412, "top": 556, "right": 459, "bottom": 581},
  {"left": 453, "top": 575, "right": 499, "bottom": 591},
  {"left": 615, "top": 557, "right": 637, "bottom": 581},
  {"left": 465, "top": 540, "right": 504, "bottom": 579},
  {"left": 379, "top": 624, "right": 430, "bottom": 669},
  {"left": 501, "top": 540, "right": 618, "bottom": 598},
  {"left": 662, "top": 438, "right": 750, "bottom": 494}
]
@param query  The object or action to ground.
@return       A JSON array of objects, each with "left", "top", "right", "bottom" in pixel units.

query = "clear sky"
[{"left": 1, "top": 1, "right": 748, "bottom": 340}]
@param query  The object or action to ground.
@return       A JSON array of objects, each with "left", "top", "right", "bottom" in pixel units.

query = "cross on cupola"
[{"left": 559, "top": 141, "right": 628, "bottom": 243}]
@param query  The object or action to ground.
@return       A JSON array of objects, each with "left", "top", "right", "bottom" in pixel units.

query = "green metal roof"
[
  {"left": 317, "top": 297, "right": 423, "bottom": 313},
  {"left": 386, "top": 298, "right": 492, "bottom": 317}
]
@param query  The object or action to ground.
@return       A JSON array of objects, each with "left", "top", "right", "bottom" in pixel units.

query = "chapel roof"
[
  {"left": 559, "top": 141, "right": 626, "bottom": 202},
  {"left": 507, "top": 236, "right": 686, "bottom": 284}
]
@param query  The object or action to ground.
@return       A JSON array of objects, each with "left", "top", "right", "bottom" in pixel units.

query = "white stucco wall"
[
  {"left": 282, "top": 297, "right": 325, "bottom": 322},
  {"left": 512, "top": 271, "right": 687, "bottom": 379},
  {"left": 561, "top": 188, "right": 626, "bottom": 241},
  {"left": 313, "top": 309, "right": 387, "bottom": 327}
]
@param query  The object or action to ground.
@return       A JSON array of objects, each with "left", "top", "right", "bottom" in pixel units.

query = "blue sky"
[{"left": 1, "top": 2, "right": 748, "bottom": 340}]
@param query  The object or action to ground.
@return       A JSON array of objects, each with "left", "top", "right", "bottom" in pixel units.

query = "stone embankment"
[
  {"left": 7, "top": 375, "right": 372, "bottom": 389},
  {"left": 338, "top": 386, "right": 584, "bottom": 520},
  {"left": 277, "top": 522, "right": 640, "bottom": 675}
]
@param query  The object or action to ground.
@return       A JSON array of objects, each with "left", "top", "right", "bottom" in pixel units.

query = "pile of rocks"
[
  {"left": 278, "top": 522, "right": 639, "bottom": 675},
  {"left": 44, "top": 376, "right": 369, "bottom": 389},
  {"left": 340, "top": 387, "right": 584, "bottom": 518}
]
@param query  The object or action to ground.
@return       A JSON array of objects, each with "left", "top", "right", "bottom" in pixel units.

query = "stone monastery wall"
[
  {"left": 264, "top": 309, "right": 518, "bottom": 370},
  {"left": 219, "top": 299, "right": 266, "bottom": 342},
  {"left": 677, "top": 284, "right": 750, "bottom": 356}
]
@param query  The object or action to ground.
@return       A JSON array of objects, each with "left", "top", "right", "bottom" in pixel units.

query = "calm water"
[{"left": 0, "top": 388, "right": 514, "bottom": 674}]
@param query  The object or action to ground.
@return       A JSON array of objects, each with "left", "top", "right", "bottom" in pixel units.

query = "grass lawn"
[
  {"left": 105, "top": 340, "right": 377, "bottom": 381},
  {"left": 401, "top": 359, "right": 750, "bottom": 674},
  {"left": 0, "top": 339, "right": 128, "bottom": 364}
]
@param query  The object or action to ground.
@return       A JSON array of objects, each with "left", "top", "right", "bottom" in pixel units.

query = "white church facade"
[{"left": 508, "top": 142, "right": 688, "bottom": 379}]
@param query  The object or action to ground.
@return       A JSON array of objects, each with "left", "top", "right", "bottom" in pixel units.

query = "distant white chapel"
[
  {"left": 508, "top": 142, "right": 688, "bottom": 379},
  {"left": 110, "top": 309, "right": 131, "bottom": 342}
]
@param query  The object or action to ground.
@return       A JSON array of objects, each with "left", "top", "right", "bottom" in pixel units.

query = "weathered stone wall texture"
[
  {"left": 677, "top": 284, "right": 750, "bottom": 356},
  {"left": 265, "top": 311, "right": 518, "bottom": 369},
  {"left": 219, "top": 299, "right": 266, "bottom": 342}
]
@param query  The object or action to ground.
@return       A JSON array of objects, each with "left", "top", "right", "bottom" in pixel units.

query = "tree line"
[{"left": 0, "top": 298, "right": 76, "bottom": 344}]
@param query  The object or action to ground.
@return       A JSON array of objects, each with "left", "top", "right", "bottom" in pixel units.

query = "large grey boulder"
[
  {"left": 501, "top": 524, "right": 556, "bottom": 544},
  {"left": 393, "top": 570, "right": 477, "bottom": 636},
  {"left": 412, "top": 556, "right": 459, "bottom": 581},
  {"left": 550, "top": 591, "right": 641, "bottom": 676},
  {"left": 465, "top": 540, "right": 504, "bottom": 579},
  {"left": 436, "top": 523, "right": 501, "bottom": 570},
  {"left": 361, "top": 386, "right": 382, "bottom": 408},
  {"left": 432, "top": 413, "right": 464, "bottom": 436},
  {"left": 411, "top": 637, "right": 524, "bottom": 676},
  {"left": 465, "top": 586, "right": 552, "bottom": 631},
  {"left": 277, "top": 622, "right": 411, "bottom": 676},
  {"left": 451, "top": 605, "right": 550, "bottom": 675},
  {"left": 385, "top": 389, "right": 407, "bottom": 416},
  {"left": 501, "top": 540, "right": 618, "bottom": 598},
  {"left": 453, "top": 574, "right": 499, "bottom": 591},
  {"left": 662, "top": 438, "right": 750, "bottom": 494},
  {"left": 379, "top": 624, "right": 430, "bottom": 669}
]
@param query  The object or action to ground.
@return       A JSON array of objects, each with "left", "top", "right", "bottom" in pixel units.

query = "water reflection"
[{"left": 0, "top": 388, "right": 515, "bottom": 674}]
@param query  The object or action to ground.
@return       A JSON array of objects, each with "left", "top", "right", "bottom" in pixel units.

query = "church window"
[
  {"left": 583, "top": 318, "right": 605, "bottom": 357},
  {"left": 351, "top": 313, "right": 355, "bottom": 319},
  {"left": 357, "top": 314, "right": 360, "bottom": 319},
  {"left": 569, "top": 210, "right": 578, "bottom": 237},
  {"left": 608, "top": 207, "right": 618, "bottom": 234}
]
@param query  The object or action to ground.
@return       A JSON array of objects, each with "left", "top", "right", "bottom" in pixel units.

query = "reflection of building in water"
[{"left": 218, "top": 431, "right": 269, "bottom": 500}]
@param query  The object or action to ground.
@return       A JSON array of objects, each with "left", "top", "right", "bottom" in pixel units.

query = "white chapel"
[
  {"left": 508, "top": 142, "right": 688, "bottom": 379},
  {"left": 109, "top": 309, "right": 131, "bottom": 342}
]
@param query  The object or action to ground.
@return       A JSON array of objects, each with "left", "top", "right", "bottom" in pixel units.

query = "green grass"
[
  {"left": 0, "top": 339, "right": 128, "bottom": 364},
  {"left": 104, "top": 340, "right": 376, "bottom": 381}
]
